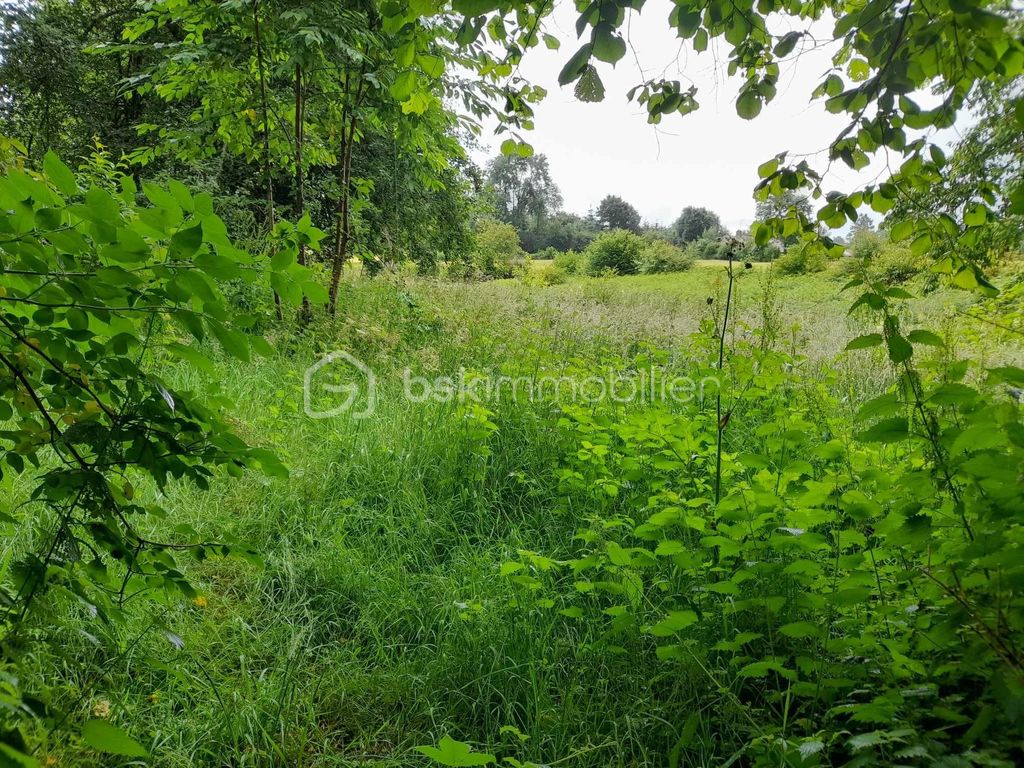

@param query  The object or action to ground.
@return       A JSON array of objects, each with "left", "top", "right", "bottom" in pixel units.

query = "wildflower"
[
  {"left": 91, "top": 699, "right": 111, "bottom": 718},
  {"left": 193, "top": 596, "right": 208, "bottom": 608}
]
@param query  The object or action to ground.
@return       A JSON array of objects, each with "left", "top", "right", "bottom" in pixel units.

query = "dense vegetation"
[{"left": 0, "top": 0, "right": 1022, "bottom": 765}]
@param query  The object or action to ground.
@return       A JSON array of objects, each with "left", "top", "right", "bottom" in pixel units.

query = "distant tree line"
[{"left": 481, "top": 152, "right": 782, "bottom": 263}]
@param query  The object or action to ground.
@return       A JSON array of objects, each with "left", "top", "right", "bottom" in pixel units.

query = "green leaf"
[
  {"left": 774, "top": 31, "right": 801, "bottom": 58},
  {"left": 302, "top": 280, "right": 329, "bottom": 305},
  {"left": 856, "top": 417, "right": 909, "bottom": 443},
  {"left": 558, "top": 43, "right": 593, "bottom": 86},
  {"left": 143, "top": 182, "right": 183, "bottom": 226},
  {"left": 414, "top": 735, "right": 495, "bottom": 766},
  {"left": 169, "top": 223, "right": 204, "bottom": 259},
  {"left": 452, "top": 0, "right": 501, "bottom": 15},
  {"left": 757, "top": 157, "right": 779, "bottom": 179},
  {"left": 736, "top": 90, "right": 761, "bottom": 120},
  {"left": 964, "top": 203, "right": 987, "bottom": 227},
  {"left": 890, "top": 219, "right": 914, "bottom": 242},
  {"left": 167, "top": 179, "right": 194, "bottom": 212},
  {"left": 592, "top": 23, "right": 626, "bottom": 64},
  {"left": 43, "top": 150, "right": 78, "bottom": 196},
  {"left": 779, "top": 621, "right": 821, "bottom": 638},
  {"left": 208, "top": 321, "right": 250, "bottom": 362},
  {"left": 650, "top": 609, "right": 698, "bottom": 637},
  {"left": 846, "top": 333, "right": 883, "bottom": 350},
  {"left": 907, "top": 329, "right": 944, "bottom": 347},
  {"left": 164, "top": 342, "right": 216, "bottom": 373},
  {"left": 848, "top": 58, "right": 869, "bottom": 81},
  {"left": 417, "top": 54, "right": 445, "bottom": 79},
  {"left": 886, "top": 334, "right": 913, "bottom": 364},
  {"left": 81, "top": 720, "right": 149, "bottom": 757},
  {"left": 987, "top": 366, "right": 1024, "bottom": 387},
  {"left": 0, "top": 743, "right": 39, "bottom": 767},
  {"left": 574, "top": 65, "right": 606, "bottom": 102}
]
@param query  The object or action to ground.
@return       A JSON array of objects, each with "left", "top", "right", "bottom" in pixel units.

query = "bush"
[
  {"left": 738, "top": 240, "right": 781, "bottom": 263},
  {"left": 584, "top": 229, "right": 643, "bottom": 275},
  {"left": 873, "top": 243, "right": 923, "bottom": 283},
  {"left": 689, "top": 230, "right": 729, "bottom": 260},
  {"left": 637, "top": 240, "right": 693, "bottom": 273},
  {"left": 521, "top": 261, "right": 568, "bottom": 286},
  {"left": 553, "top": 249, "right": 585, "bottom": 274},
  {"left": 834, "top": 242, "right": 925, "bottom": 284},
  {"left": 534, "top": 246, "right": 560, "bottom": 261},
  {"left": 849, "top": 227, "right": 886, "bottom": 260},
  {"left": 473, "top": 218, "right": 524, "bottom": 278},
  {"left": 775, "top": 242, "right": 828, "bottom": 275}
]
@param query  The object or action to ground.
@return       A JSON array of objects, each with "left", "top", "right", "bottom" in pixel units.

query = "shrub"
[
  {"left": 637, "top": 240, "right": 693, "bottom": 273},
  {"left": 775, "top": 242, "right": 828, "bottom": 275},
  {"left": 849, "top": 227, "right": 886, "bottom": 260},
  {"left": 535, "top": 246, "right": 560, "bottom": 261},
  {"left": 473, "top": 218, "right": 524, "bottom": 278},
  {"left": 553, "top": 249, "right": 585, "bottom": 274},
  {"left": 521, "top": 261, "right": 568, "bottom": 286},
  {"left": 738, "top": 240, "right": 781, "bottom": 263},
  {"left": 873, "top": 243, "right": 923, "bottom": 283},
  {"left": 584, "top": 229, "right": 643, "bottom": 275},
  {"left": 689, "top": 230, "right": 729, "bottom": 260}
]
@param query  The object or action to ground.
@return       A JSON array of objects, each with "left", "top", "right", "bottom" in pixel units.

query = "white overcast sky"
[{"left": 471, "top": 0, "right": 962, "bottom": 232}]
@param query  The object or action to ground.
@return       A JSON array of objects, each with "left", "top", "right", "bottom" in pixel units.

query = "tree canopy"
[
  {"left": 485, "top": 153, "right": 563, "bottom": 230},
  {"left": 672, "top": 205, "right": 722, "bottom": 244},
  {"left": 595, "top": 194, "right": 641, "bottom": 233}
]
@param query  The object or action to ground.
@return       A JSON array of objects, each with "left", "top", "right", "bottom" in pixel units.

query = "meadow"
[
  {"left": 2, "top": 0, "right": 1022, "bottom": 762},
  {"left": 13, "top": 261, "right": 1021, "bottom": 766}
]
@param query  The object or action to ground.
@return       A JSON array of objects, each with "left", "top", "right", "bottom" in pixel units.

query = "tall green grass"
[{"left": 15, "top": 265, "right": 1021, "bottom": 766}]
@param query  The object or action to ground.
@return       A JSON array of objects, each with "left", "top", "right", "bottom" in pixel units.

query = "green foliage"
[
  {"left": 775, "top": 241, "right": 829, "bottom": 275},
  {"left": 473, "top": 218, "right": 524, "bottom": 278},
  {"left": 672, "top": 206, "right": 721, "bottom": 245},
  {"left": 849, "top": 226, "right": 886, "bottom": 261},
  {"left": 1, "top": 0, "right": 1022, "bottom": 762},
  {"left": 485, "top": 154, "right": 562, "bottom": 232},
  {"left": 416, "top": 735, "right": 495, "bottom": 766},
  {"left": 585, "top": 229, "right": 643, "bottom": 276},
  {"left": 886, "top": 71, "right": 1024, "bottom": 265},
  {"left": 872, "top": 242, "right": 925, "bottom": 283},
  {"left": 552, "top": 249, "right": 584, "bottom": 274},
  {"left": 688, "top": 231, "right": 730, "bottom": 260},
  {"left": 520, "top": 212, "right": 596, "bottom": 253},
  {"left": 500, "top": 277, "right": 1024, "bottom": 763},
  {"left": 520, "top": 261, "right": 568, "bottom": 286},
  {"left": 0, "top": 149, "right": 320, "bottom": 761},
  {"left": 637, "top": 240, "right": 693, "bottom": 274},
  {"left": 595, "top": 195, "right": 641, "bottom": 233}
]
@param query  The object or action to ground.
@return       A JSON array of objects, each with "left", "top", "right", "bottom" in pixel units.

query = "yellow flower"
[
  {"left": 147, "top": 692, "right": 160, "bottom": 703},
  {"left": 193, "top": 596, "right": 208, "bottom": 608}
]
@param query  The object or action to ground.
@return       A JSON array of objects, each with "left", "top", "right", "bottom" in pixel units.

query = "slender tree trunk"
[
  {"left": 252, "top": 0, "right": 282, "bottom": 321},
  {"left": 328, "top": 112, "right": 357, "bottom": 316},
  {"left": 293, "top": 64, "right": 310, "bottom": 321}
]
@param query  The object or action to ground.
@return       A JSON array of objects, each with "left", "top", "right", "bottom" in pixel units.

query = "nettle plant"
[
  {"left": 502, "top": 276, "right": 1024, "bottom": 763},
  {"left": 0, "top": 147, "right": 323, "bottom": 759}
]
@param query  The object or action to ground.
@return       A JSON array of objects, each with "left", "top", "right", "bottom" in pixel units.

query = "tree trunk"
[
  {"left": 293, "top": 64, "right": 310, "bottom": 322},
  {"left": 252, "top": 0, "right": 282, "bottom": 321},
  {"left": 328, "top": 114, "right": 357, "bottom": 317}
]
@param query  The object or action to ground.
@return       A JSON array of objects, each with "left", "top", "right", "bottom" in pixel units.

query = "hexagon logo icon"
[{"left": 303, "top": 350, "right": 376, "bottom": 419}]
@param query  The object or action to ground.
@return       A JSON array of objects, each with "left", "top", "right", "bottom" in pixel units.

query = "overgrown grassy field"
[{"left": 13, "top": 262, "right": 1024, "bottom": 766}]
